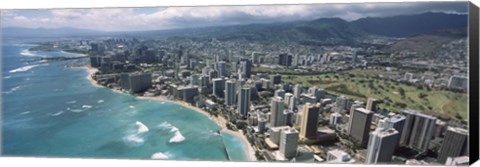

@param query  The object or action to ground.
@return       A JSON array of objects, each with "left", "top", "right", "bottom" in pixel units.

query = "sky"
[{"left": 0, "top": 2, "right": 468, "bottom": 32}]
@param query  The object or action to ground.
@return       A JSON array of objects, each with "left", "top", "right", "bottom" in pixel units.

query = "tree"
[{"left": 398, "top": 87, "right": 406, "bottom": 98}]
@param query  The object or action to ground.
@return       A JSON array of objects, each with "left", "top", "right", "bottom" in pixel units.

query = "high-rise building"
[
  {"left": 284, "top": 93, "right": 294, "bottom": 106},
  {"left": 251, "top": 52, "right": 260, "bottom": 64},
  {"left": 278, "top": 53, "right": 293, "bottom": 66},
  {"left": 215, "top": 61, "right": 227, "bottom": 77},
  {"left": 208, "top": 70, "right": 218, "bottom": 82},
  {"left": 190, "top": 74, "right": 200, "bottom": 86},
  {"left": 274, "top": 89, "right": 286, "bottom": 99},
  {"left": 310, "top": 87, "right": 325, "bottom": 102},
  {"left": 437, "top": 127, "right": 469, "bottom": 164},
  {"left": 329, "top": 112, "right": 342, "bottom": 127},
  {"left": 299, "top": 103, "right": 320, "bottom": 140},
  {"left": 279, "top": 128, "right": 299, "bottom": 159},
  {"left": 237, "top": 87, "right": 251, "bottom": 117},
  {"left": 348, "top": 108, "right": 373, "bottom": 146},
  {"left": 271, "top": 74, "right": 282, "bottom": 85},
  {"left": 382, "top": 114, "right": 406, "bottom": 147},
  {"left": 400, "top": 109, "right": 436, "bottom": 152},
  {"left": 293, "top": 54, "right": 300, "bottom": 67},
  {"left": 365, "top": 128, "right": 399, "bottom": 164},
  {"left": 225, "top": 79, "right": 237, "bottom": 106},
  {"left": 176, "top": 86, "right": 199, "bottom": 104},
  {"left": 240, "top": 59, "right": 252, "bottom": 78},
  {"left": 212, "top": 78, "right": 226, "bottom": 98},
  {"left": 270, "top": 96, "right": 286, "bottom": 127},
  {"left": 120, "top": 73, "right": 152, "bottom": 93},
  {"left": 294, "top": 84, "right": 303, "bottom": 99},
  {"left": 289, "top": 96, "right": 298, "bottom": 111},
  {"left": 366, "top": 98, "right": 380, "bottom": 112}
]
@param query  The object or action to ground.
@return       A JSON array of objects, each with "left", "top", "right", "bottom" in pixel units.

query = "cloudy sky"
[{"left": 0, "top": 2, "right": 468, "bottom": 32}]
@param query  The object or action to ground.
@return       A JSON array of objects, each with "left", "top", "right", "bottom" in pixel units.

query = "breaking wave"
[
  {"left": 20, "top": 49, "right": 36, "bottom": 57},
  {"left": 97, "top": 99, "right": 104, "bottom": 103},
  {"left": 9, "top": 64, "right": 40, "bottom": 73},
  {"left": 151, "top": 152, "right": 170, "bottom": 159},
  {"left": 136, "top": 121, "right": 149, "bottom": 134},
  {"left": 158, "top": 121, "right": 186, "bottom": 143},
  {"left": 51, "top": 111, "right": 64, "bottom": 116},
  {"left": 20, "top": 111, "right": 31, "bottom": 115},
  {"left": 3, "top": 85, "right": 22, "bottom": 94},
  {"left": 123, "top": 121, "right": 150, "bottom": 146},
  {"left": 82, "top": 105, "right": 93, "bottom": 109}
]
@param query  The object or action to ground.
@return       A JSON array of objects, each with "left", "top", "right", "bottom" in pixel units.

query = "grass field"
[{"left": 282, "top": 71, "right": 468, "bottom": 121}]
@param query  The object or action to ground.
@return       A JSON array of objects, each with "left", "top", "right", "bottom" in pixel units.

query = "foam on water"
[
  {"left": 4, "top": 76, "right": 12, "bottom": 79},
  {"left": 3, "top": 85, "right": 22, "bottom": 94},
  {"left": 51, "top": 111, "right": 64, "bottom": 117},
  {"left": 135, "top": 121, "right": 149, "bottom": 134},
  {"left": 97, "top": 100, "right": 104, "bottom": 103},
  {"left": 129, "top": 106, "right": 135, "bottom": 109},
  {"left": 158, "top": 122, "right": 186, "bottom": 143},
  {"left": 20, "top": 49, "right": 36, "bottom": 56},
  {"left": 66, "top": 100, "right": 77, "bottom": 104},
  {"left": 68, "top": 108, "right": 83, "bottom": 113},
  {"left": 20, "top": 111, "right": 31, "bottom": 115},
  {"left": 9, "top": 64, "right": 39, "bottom": 73},
  {"left": 169, "top": 131, "right": 186, "bottom": 143},
  {"left": 82, "top": 105, "right": 93, "bottom": 109},
  {"left": 125, "top": 135, "right": 144, "bottom": 145},
  {"left": 151, "top": 152, "right": 170, "bottom": 159}
]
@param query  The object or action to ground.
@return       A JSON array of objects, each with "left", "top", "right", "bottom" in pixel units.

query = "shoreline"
[{"left": 82, "top": 66, "right": 257, "bottom": 161}]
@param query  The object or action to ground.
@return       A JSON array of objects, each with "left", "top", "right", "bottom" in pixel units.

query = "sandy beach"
[
  {"left": 138, "top": 96, "right": 258, "bottom": 161},
  {"left": 83, "top": 66, "right": 101, "bottom": 88},
  {"left": 81, "top": 66, "right": 257, "bottom": 161}
]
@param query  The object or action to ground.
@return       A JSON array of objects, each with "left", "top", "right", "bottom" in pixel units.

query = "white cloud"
[{"left": 0, "top": 2, "right": 468, "bottom": 31}]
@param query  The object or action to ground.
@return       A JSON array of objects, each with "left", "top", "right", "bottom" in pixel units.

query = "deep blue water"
[{"left": 1, "top": 40, "right": 247, "bottom": 161}]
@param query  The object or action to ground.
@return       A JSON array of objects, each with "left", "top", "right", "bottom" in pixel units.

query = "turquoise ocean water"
[{"left": 1, "top": 40, "right": 247, "bottom": 161}]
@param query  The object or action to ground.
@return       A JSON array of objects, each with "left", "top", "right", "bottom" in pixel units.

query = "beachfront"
[{"left": 84, "top": 66, "right": 257, "bottom": 161}]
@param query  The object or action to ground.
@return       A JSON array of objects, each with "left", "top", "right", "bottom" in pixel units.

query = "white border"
[{"left": 0, "top": 0, "right": 479, "bottom": 167}]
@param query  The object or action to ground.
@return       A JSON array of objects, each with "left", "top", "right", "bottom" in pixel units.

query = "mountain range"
[{"left": 2, "top": 12, "right": 468, "bottom": 44}]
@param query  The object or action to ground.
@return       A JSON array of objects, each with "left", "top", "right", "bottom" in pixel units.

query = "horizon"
[{"left": 0, "top": 2, "right": 468, "bottom": 32}]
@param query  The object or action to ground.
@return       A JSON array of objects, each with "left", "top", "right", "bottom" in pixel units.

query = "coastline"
[{"left": 82, "top": 66, "right": 257, "bottom": 161}]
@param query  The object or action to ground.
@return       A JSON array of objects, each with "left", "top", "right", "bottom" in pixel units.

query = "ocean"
[{"left": 1, "top": 39, "right": 247, "bottom": 161}]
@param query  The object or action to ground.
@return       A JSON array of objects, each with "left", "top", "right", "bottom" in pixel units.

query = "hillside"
[
  {"left": 384, "top": 28, "right": 467, "bottom": 57},
  {"left": 351, "top": 12, "right": 467, "bottom": 37}
]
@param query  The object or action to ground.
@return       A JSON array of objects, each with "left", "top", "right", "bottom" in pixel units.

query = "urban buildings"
[
  {"left": 212, "top": 78, "right": 226, "bottom": 98},
  {"left": 270, "top": 96, "right": 286, "bottom": 127},
  {"left": 348, "top": 108, "right": 373, "bottom": 146},
  {"left": 120, "top": 73, "right": 152, "bottom": 93},
  {"left": 299, "top": 103, "right": 320, "bottom": 140},
  {"left": 400, "top": 109, "right": 437, "bottom": 152},
  {"left": 225, "top": 79, "right": 237, "bottom": 106},
  {"left": 237, "top": 87, "right": 251, "bottom": 117},
  {"left": 437, "top": 127, "right": 469, "bottom": 164},
  {"left": 381, "top": 114, "right": 406, "bottom": 147},
  {"left": 279, "top": 128, "right": 299, "bottom": 159},
  {"left": 176, "top": 86, "right": 199, "bottom": 104},
  {"left": 365, "top": 128, "right": 399, "bottom": 164}
]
